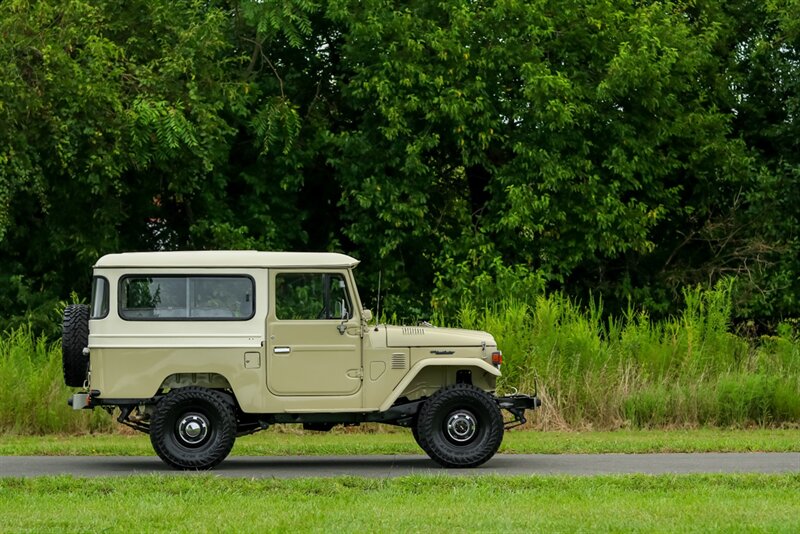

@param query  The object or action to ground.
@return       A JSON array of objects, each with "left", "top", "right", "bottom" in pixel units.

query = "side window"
[
  {"left": 119, "top": 276, "right": 254, "bottom": 320},
  {"left": 275, "top": 273, "right": 351, "bottom": 320},
  {"left": 190, "top": 277, "right": 254, "bottom": 318},
  {"left": 90, "top": 276, "right": 109, "bottom": 319}
]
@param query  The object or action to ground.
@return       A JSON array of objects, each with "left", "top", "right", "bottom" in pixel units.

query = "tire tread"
[{"left": 62, "top": 304, "right": 90, "bottom": 387}]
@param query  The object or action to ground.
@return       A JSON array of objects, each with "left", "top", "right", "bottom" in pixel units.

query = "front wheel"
[
  {"left": 415, "top": 384, "right": 504, "bottom": 468},
  {"left": 149, "top": 387, "right": 237, "bottom": 470},
  {"left": 411, "top": 417, "right": 431, "bottom": 456}
]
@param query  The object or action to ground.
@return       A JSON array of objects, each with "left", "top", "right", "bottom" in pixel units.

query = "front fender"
[{"left": 378, "top": 358, "right": 501, "bottom": 412}]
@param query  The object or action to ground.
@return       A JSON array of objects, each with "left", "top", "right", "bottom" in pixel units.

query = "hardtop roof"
[{"left": 94, "top": 251, "right": 360, "bottom": 269}]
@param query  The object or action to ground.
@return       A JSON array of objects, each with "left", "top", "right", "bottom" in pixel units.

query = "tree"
[
  {"left": 325, "top": 0, "right": 754, "bottom": 316},
  {"left": 1, "top": 0, "right": 798, "bottom": 333},
  {"left": 0, "top": 0, "right": 243, "bottom": 332}
]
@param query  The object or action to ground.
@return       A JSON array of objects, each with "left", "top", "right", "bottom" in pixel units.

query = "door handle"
[{"left": 273, "top": 347, "right": 291, "bottom": 354}]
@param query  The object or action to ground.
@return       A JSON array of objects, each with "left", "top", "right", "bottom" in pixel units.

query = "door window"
[{"left": 275, "top": 273, "right": 351, "bottom": 320}]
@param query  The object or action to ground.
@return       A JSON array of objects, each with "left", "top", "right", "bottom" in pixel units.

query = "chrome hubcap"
[
  {"left": 177, "top": 414, "right": 209, "bottom": 446},
  {"left": 446, "top": 411, "right": 477, "bottom": 443}
]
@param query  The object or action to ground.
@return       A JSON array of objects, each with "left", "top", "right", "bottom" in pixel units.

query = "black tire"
[
  {"left": 149, "top": 387, "right": 237, "bottom": 470},
  {"left": 416, "top": 384, "right": 504, "bottom": 468},
  {"left": 411, "top": 418, "right": 431, "bottom": 455},
  {"left": 62, "top": 304, "right": 90, "bottom": 387}
]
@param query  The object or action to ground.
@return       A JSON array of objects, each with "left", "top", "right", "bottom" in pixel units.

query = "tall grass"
[
  {"left": 0, "top": 327, "right": 111, "bottom": 434},
  {"left": 446, "top": 280, "right": 800, "bottom": 429},
  {"left": 1, "top": 280, "right": 798, "bottom": 434}
]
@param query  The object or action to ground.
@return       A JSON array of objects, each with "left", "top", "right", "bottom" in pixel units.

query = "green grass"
[
  {"left": 1, "top": 428, "right": 798, "bottom": 456},
  {"left": 1, "top": 474, "right": 798, "bottom": 532}
]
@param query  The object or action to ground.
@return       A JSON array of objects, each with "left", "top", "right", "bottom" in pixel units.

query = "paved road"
[{"left": 1, "top": 453, "right": 798, "bottom": 478}]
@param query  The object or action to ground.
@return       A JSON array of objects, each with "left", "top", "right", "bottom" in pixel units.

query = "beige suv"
[{"left": 63, "top": 251, "right": 538, "bottom": 470}]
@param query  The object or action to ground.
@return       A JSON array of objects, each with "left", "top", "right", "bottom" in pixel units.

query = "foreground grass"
[
  {"left": 1, "top": 474, "right": 798, "bottom": 532},
  {"left": 1, "top": 428, "right": 798, "bottom": 456}
]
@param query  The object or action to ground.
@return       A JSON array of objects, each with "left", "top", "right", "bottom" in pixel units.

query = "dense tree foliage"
[{"left": 0, "top": 0, "right": 798, "bottom": 333}]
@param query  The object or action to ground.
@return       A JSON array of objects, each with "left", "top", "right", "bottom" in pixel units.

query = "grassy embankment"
[
  {"left": 1, "top": 474, "right": 799, "bottom": 532},
  {"left": 1, "top": 280, "right": 798, "bottom": 434}
]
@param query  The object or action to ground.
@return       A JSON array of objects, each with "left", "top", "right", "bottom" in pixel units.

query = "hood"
[{"left": 384, "top": 325, "right": 496, "bottom": 348}]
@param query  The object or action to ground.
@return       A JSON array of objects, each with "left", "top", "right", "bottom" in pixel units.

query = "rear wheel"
[
  {"left": 416, "top": 384, "right": 504, "bottom": 468},
  {"left": 150, "top": 387, "right": 237, "bottom": 470}
]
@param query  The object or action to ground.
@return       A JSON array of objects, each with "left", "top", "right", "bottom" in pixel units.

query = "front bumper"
[{"left": 496, "top": 394, "right": 541, "bottom": 429}]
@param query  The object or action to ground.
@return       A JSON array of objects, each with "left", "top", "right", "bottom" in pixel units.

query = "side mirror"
[{"left": 362, "top": 309, "right": 373, "bottom": 323}]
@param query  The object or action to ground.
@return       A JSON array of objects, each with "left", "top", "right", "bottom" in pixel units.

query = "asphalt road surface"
[{"left": 1, "top": 453, "right": 798, "bottom": 478}]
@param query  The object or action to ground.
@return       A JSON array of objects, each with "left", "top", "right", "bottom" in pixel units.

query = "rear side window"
[
  {"left": 119, "top": 276, "right": 254, "bottom": 320},
  {"left": 90, "top": 277, "right": 109, "bottom": 319}
]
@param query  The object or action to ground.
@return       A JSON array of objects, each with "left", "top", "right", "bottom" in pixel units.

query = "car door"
[{"left": 266, "top": 270, "right": 362, "bottom": 396}]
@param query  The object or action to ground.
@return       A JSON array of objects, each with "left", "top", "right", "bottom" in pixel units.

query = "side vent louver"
[
  {"left": 401, "top": 327, "right": 425, "bottom": 335},
  {"left": 391, "top": 353, "right": 408, "bottom": 370}
]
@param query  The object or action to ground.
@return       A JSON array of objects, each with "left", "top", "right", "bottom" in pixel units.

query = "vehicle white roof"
[{"left": 94, "top": 251, "right": 360, "bottom": 269}]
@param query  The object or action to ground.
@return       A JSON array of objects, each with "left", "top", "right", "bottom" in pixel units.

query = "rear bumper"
[
  {"left": 67, "top": 390, "right": 101, "bottom": 410},
  {"left": 68, "top": 393, "right": 91, "bottom": 410}
]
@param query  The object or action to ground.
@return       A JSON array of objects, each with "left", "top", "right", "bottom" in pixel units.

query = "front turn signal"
[{"left": 491, "top": 351, "right": 503, "bottom": 366}]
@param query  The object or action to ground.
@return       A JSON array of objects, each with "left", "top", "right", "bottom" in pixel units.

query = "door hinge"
[{"left": 346, "top": 368, "right": 364, "bottom": 380}]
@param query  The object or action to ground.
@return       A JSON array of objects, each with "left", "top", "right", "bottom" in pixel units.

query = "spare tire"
[{"left": 62, "top": 304, "right": 90, "bottom": 387}]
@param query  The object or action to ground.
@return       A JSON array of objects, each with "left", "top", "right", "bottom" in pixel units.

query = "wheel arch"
[
  {"left": 158, "top": 372, "right": 234, "bottom": 393},
  {"left": 379, "top": 359, "right": 500, "bottom": 412}
]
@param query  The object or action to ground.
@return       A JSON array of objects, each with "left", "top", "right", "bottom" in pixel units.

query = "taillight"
[{"left": 491, "top": 351, "right": 503, "bottom": 366}]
